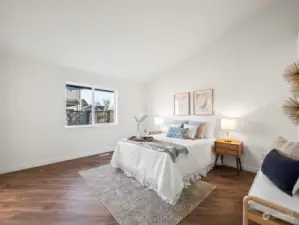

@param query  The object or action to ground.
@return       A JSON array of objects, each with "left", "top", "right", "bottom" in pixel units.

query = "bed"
[
  {"left": 243, "top": 171, "right": 299, "bottom": 225},
  {"left": 111, "top": 133, "right": 215, "bottom": 205}
]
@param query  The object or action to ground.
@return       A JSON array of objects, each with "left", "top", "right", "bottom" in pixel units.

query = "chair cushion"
[
  {"left": 262, "top": 149, "right": 299, "bottom": 196},
  {"left": 249, "top": 171, "right": 299, "bottom": 224},
  {"left": 268, "top": 136, "right": 299, "bottom": 160},
  {"left": 293, "top": 179, "right": 299, "bottom": 195}
]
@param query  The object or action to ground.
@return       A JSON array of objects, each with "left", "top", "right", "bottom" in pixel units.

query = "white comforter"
[{"left": 111, "top": 134, "right": 215, "bottom": 205}]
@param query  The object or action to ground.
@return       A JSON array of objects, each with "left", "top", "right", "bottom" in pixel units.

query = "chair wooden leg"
[
  {"left": 220, "top": 155, "right": 224, "bottom": 165},
  {"left": 243, "top": 196, "right": 249, "bottom": 225}
]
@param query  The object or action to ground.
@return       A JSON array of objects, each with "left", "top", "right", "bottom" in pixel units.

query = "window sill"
[{"left": 65, "top": 123, "right": 118, "bottom": 128}]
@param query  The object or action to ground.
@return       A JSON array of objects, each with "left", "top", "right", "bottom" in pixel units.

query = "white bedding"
[
  {"left": 111, "top": 134, "right": 215, "bottom": 205},
  {"left": 249, "top": 171, "right": 299, "bottom": 224}
]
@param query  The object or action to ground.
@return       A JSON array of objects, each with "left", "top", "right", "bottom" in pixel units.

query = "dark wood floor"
[{"left": 0, "top": 152, "right": 256, "bottom": 225}]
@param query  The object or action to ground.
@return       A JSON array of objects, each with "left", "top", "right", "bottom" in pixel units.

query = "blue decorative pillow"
[
  {"left": 261, "top": 149, "right": 299, "bottom": 196},
  {"left": 166, "top": 127, "right": 189, "bottom": 139}
]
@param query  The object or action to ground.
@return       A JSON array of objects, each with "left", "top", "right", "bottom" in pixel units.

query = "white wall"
[
  {"left": 146, "top": 0, "right": 299, "bottom": 172},
  {"left": 0, "top": 53, "right": 145, "bottom": 174},
  {"left": 0, "top": 51, "right": 7, "bottom": 170}
]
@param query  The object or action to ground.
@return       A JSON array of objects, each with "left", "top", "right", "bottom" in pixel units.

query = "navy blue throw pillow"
[{"left": 261, "top": 149, "right": 299, "bottom": 196}]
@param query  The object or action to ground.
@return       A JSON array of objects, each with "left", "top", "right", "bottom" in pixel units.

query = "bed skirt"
[{"left": 111, "top": 161, "right": 206, "bottom": 205}]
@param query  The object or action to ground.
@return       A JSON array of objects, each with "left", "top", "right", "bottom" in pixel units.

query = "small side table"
[{"left": 213, "top": 139, "right": 243, "bottom": 175}]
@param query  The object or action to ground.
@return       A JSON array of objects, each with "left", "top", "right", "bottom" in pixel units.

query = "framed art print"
[
  {"left": 174, "top": 92, "right": 190, "bottom": 116},
  {"left": 193, "top": 89, "right": 213, "bottom": 115}
]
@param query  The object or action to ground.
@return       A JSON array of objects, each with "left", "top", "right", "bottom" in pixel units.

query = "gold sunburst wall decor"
[
  {"left": 283, "top": 61, "right": 299, "bottom": 124},
  {"left": 283, "top": 97, "right": 299, "bottom": 124},
  {"left": 283, "top": 61, "right": 299, "bottom": 86},
  {"left": 291, "top": 85, "right": 299, "bottom": 98}
]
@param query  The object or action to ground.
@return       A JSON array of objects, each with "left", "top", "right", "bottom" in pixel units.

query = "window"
[
  {"left": 66, "top": 83, "right": 116, "bottom": 127},
  {"left": 94, "top": 89, "right": 115, "bottom": 124}
]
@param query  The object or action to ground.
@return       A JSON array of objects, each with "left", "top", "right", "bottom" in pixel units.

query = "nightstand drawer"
[
  {"left": 215, "top": 143, "right": 238, "bottom": 150},
  {"left": 215, "top": 147, "right": 238, "bottom": 156}
]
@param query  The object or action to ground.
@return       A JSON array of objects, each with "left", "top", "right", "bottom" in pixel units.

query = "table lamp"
[{"left": 221, "top": 118, "right": 236, "bottom": 142}]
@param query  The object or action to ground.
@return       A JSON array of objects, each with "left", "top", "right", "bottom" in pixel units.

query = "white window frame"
[{"left": 65, "top": 82, "right": 118, "bottom": 128}]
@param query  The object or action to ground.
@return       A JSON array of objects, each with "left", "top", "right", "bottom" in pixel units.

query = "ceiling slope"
[{"left": 1, "top": 0, "right": 272, "bottom": 82}]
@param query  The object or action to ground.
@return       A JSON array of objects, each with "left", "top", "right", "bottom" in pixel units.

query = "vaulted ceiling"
[{"left": 1, "top": 0, "right": 272, "bottom": 82}]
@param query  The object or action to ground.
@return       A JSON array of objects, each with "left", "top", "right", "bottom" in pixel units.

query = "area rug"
[{"left": 79, "top": 165, "right": 215, "bottom": 225}]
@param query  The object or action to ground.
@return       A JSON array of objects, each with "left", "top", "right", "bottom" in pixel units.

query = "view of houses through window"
[
  {"left": 94, "top": 89, "right": 115, "bottom": 124},
  {"left": 66, "top": 84, "right": 116, "bottom": 126}
]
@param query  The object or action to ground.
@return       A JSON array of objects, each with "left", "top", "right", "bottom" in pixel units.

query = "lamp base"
[{"left": 224, "top": 131, "right": 232, "bottom": 142}]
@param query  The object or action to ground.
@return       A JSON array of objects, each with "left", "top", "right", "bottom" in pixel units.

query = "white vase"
[{"left": 136, "top": 123, "right": 141, "bottom": 139}]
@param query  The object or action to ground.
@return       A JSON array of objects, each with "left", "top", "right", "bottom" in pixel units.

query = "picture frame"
[
  {"left": 174, "top": 92, "right": 190, "bottom": 116},
  {"left": 193, "top": 89, "right": 214, "bottom": 115}
]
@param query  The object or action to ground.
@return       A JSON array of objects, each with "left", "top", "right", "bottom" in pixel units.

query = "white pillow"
[
  {"left": 170, "top": 124, "right": 182, "bottom": 128},
  {"left": 183, "top": 124, "right": 199, "bottom": 139}
]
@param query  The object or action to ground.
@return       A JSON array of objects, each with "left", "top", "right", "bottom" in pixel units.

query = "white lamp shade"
[
  {"left": 154, "top": 117, "right": 164, "bottom": 125},
  {"left": 221, "top": 118, "right": 236, "bottom": 130}
]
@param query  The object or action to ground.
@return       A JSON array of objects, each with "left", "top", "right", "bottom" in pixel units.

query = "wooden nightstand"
[{"left": 213, "top": 139, "right": 243, "bottom": 175}]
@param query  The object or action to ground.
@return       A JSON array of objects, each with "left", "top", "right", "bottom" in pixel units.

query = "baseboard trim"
[
  {"left": 1, "top": 151, "right": 259, "bottom": 175},
  {"left": 0, "top": 150, "right": 114, "bottom": 175},
  {"left": 224, "top": 162, "right": 259, "bottom": 173}
]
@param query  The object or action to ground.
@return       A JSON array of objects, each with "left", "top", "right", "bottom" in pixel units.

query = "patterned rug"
[{"left": 79, "top": 165, "right": 215, "bottom": 225}]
